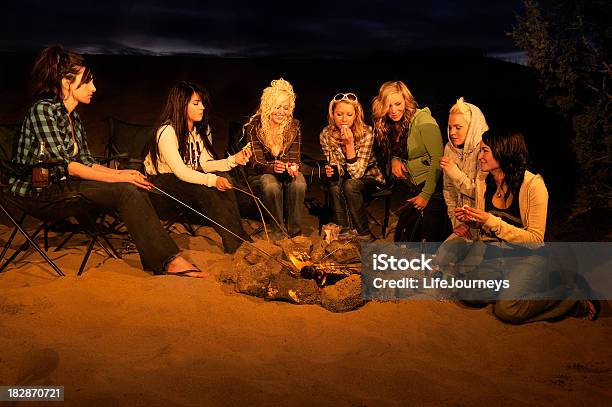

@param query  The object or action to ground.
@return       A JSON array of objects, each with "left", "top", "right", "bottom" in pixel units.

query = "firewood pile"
[{"left": 219, "top": 236, "right": 367, "bottom": 312}]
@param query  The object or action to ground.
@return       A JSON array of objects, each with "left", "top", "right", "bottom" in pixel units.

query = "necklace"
[{"left": 495, "top": 184, "right": 504, "bottom": 199}]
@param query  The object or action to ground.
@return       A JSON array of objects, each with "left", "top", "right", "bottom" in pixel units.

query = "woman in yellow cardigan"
[{"left": 455, "top": 129, "right": 599, "bottom": 322}]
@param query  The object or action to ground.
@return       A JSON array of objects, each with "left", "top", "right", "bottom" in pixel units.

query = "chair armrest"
[{"left": 300, "top": 152, "right": 326, "bottom": 169}]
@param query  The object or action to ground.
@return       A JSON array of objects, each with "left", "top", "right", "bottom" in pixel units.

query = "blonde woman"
[
  {"left": 372, "top": 80, "right": 450, "bottom": 242},
  {"left": 440, "top": 97, "right": 489, "bottom": 239},
  {"left": 320, "top": 92, "right": 385, "bottom": 238},
  {"left": 244, "top": 79, "right": 305, "bottom": 239}
]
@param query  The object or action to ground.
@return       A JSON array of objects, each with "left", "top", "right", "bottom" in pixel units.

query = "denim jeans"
[
  {"left": 328, "top": 177, "right": 383, "bottom": 235},
  {"left": 249, "top": 173, "right": 306, "bottom": 237},
  {"left": 451, "top": 241, "right": 580, "bottom": 324},
  {"left": 150, "top": 173, "right": 252, "bottom": 253},
  {"left": 394, "top": 180, "right": 452, "bottom": 242},
  {"left": 38, "top": 179, "right": 180, "bottom": 274}
]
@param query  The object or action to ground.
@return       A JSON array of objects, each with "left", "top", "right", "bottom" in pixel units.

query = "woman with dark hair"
[
  {"left": 10, "top": 45, "right": 206, "bottom": 277},
  {"left": 371, "top": 80, "right": 450, "bottom": 242},
  {"left": 320, "top": 92, "right": 385, "bottom": 239},
  {"left": 145, "top": 81, "right": 252, "bottom": 254},
  {"left": 454, "top": 129, "right": 599, "bottom": 322}
]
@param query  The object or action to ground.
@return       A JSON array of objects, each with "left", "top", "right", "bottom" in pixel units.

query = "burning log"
[{"left": 223, "top": 235, "right": 367, "bottom": 312}]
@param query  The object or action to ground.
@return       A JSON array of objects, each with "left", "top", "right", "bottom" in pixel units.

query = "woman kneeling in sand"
[
  {"left": 453, "top": 129, "right": 599, "bottom": 322},
  {"left": 243, "top": 79, "right": 306, "bottom": 240},
  {"left": 145, "top": 81, "right": 253, "bottom": 254}
]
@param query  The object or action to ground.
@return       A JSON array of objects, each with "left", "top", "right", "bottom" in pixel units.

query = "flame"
[{"left": 287, "top": 253, "right": 313, "bottom": 271}]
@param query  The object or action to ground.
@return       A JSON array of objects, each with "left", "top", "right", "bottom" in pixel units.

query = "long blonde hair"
[
  {"left": 371, "top": 81, "right": 418, "bottom": 148},
  {"left": 326, "top": 97, "right": 367, "bottom": 148},
  {"left": 246, "top": 78, "right": 296, "bottom": 155}
]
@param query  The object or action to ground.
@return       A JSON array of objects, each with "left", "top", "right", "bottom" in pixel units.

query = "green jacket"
[{"left": 392, "top": 107, "right": 443, "bottom": 200}]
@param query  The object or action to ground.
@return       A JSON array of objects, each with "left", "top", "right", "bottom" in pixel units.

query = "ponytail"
[{"left": 31, "top": 44, "right": 91, "bottom": 99}]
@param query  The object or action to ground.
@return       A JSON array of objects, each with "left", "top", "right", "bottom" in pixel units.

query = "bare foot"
[
  {"left": 166, "top": 256, "right": 209, "bottom": 278},
  {"left": 585, "top": 300, "right": 601, "bottom": 321}
]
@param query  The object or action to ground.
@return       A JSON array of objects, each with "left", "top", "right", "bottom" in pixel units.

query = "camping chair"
[
  {"left": 0, "top": 123, "right": 119, "bottom": 276},
  {"left": 105, "top": 117, "right": 197, "bottom": 236},
  {"left": 225, "top": 121, "right": 266, "bottom": 234},
  {"left": 363, "top": 184, "right": 393, "bottom": 239},
  {"left": 0, "top": 160, "right": 120, "bottom": 276},
  {"left": 105, "top": 117, "right": 153, "bottom": 171},
  {"left": 300, "top": 152, "right": 332, "bottom": 232}
]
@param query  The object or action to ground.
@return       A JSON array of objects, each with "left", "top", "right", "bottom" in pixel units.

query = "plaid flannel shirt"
[
  {"left": 319, "top": 125, "right": 385, "bottom": 184},
  {"left": 10, "top": 98, "right": 96, "bottom": 197}
]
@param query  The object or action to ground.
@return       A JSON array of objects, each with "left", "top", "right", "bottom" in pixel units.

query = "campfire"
[
  {"left": 287, "top": 252, "right": 361, "bottom": 287},
  {"left": 220, "top": 235, "right": 366, "bottom": 312}
]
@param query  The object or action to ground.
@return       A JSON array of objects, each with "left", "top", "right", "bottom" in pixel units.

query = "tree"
[{"left": 511, "top": 0, "right": 611, "bottom": 208}]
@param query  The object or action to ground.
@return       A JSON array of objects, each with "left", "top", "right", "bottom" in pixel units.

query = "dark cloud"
[{"left": 2, "top": 0, "right": 525, "bottom": 56}]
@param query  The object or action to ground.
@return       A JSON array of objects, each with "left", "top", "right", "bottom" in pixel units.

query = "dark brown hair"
[
  {"left": 149, "top": 81, "right": 213, "bottom": 172},
  {"left": 31, "top": 44, "right": 93, "bottom": 99},
  {"left": 482, "top": 129, "right": 529, "bottom": 203}
]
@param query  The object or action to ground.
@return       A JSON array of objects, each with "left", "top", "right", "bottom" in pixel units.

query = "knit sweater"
[
  {"left": 476, "top": 170, "right": 548, "bottom": 243},
  {"left": 442, "top": 103, "right": 489, "bottom": 227},
  {"left": 244, "top": 117, "right": 301, "bottom": 176},
  {"left": 144, "top": 124, "right": 238, "bottom": 188}
]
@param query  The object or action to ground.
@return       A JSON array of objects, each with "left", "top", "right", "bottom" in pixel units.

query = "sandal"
[
  {"left": 572, "top": 300, "right": 601, "bottom": 321},
  {"left": 166, "top": 265, "right": 209, "bottom": 278}
]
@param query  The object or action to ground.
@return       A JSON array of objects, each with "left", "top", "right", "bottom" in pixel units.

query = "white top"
[{"left": 144, "top": 124, "right": 237, "bottom": 188}]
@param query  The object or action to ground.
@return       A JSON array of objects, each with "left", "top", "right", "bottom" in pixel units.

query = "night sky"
[{"left": 3, "top": 0, "right": 525, "bottom": 60}]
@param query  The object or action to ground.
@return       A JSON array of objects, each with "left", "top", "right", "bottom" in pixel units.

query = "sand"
[
  {"left": 0, "top": 216, "right": 610, "bottom": 407},
  {"left": 0, "top": 53, "right": 610, "bottom": 406}
]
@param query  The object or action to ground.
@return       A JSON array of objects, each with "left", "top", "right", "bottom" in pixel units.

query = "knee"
[
  {"left": 116, "top": 183, "right": 143, "bottom": 198},
  {"left": 494, "top": 300, "right": 528, "bottom": 324},
  {"left": 290, "top": 174, "right": 307, "bottom": 193},
  {"left": 328, "top": 184, "right": 341, "bottom": 198},
  {"left": 260, "top": 175, "right": 282, "bottom": 196},
  {"left": 342, "top": 179, "right": 362, "bottom": 196}
]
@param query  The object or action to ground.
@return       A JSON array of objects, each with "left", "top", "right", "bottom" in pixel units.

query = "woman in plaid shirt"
[
  {"left": 319, "top": 93, "right": 385, "bottom": 239},
  {"left": 10, "top": 45, "right": 206, "bottom": 278}
]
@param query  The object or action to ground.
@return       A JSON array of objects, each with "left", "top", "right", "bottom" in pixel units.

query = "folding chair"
[
  {"left": 364, "top": 185, "right": 393, "bottom": 239},
  {"left": 0, "top": 160, "right": 120, "bottom": 276},
  {"left": 105, "top": 117, "right": 197, "bottom": 236},
  {"left": 300, "top": 151, "right": 332, "bottom": 232},
  {"left": 0, "top": 123, "right": 120, "bottom": 276},
  {"left": 225, "top": 121, "right": 266, "bottom": 235},
  {"left": 105, "top": 117, "right": 153, "bottom": 171}
]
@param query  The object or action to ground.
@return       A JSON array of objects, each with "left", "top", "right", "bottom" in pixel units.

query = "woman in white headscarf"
[{"left": 440, "top": 97, "right": 489, "bottom": 240}]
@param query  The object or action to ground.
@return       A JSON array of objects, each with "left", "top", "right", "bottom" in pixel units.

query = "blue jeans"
[
  {"left": 249, "top": 173, "right": 306, "bottom": 236},
  {"left": 328, "top": 177, "right": 383, "bottom": 235},
  {"left": 445, "top": 240, "right": 580, "bottom": 324}
]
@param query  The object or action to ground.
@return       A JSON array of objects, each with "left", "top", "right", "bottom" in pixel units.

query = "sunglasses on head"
[{"left": 333, "top": 93, "right": 358, "bottom": 102}]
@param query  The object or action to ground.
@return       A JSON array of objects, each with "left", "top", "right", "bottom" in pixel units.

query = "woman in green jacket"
[{"left": 372, "top": 80, "right": 451, "bottom": 242}]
